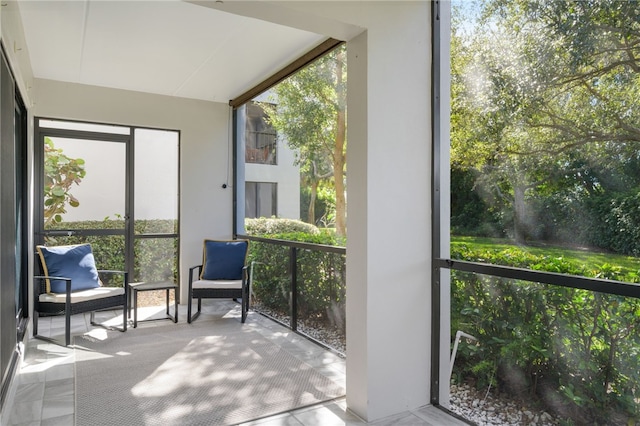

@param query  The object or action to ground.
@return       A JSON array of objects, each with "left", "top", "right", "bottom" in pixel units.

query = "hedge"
[
  {"left": 245, "top": 218, "right": 346, "bottom": 331},
  {"left": 451, "top": 243, "right": 640, "bottom": 424},
  {"left": 44, "top": 219, "right": 177, "bottom": 285}
]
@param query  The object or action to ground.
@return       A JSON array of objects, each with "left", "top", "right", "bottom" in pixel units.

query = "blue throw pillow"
[
  {"left": 37, "top": 244, "right": 101, "bottom": 293},
  {"left": 200, "top": 240, "right": 248, "bottom": 280}
]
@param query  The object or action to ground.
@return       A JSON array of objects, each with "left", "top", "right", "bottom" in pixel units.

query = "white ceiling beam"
[{"left": 185, "top": 0, "right": 364, "bottom": 41}]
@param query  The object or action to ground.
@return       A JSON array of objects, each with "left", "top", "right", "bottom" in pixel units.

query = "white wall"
[
  {"left": 343, "top": 3, "right": 432, "bottom": 422},
  {"left": 1, "top": 0, "right": 34, "bottom": 107},
  {"left": 33, "top": 78, "right": 233, "bottom": 302},
  {"left": 245, "top": 160, "right": 300, "bottom": 219}
]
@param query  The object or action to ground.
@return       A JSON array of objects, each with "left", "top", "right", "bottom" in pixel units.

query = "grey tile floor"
[{"left": 7, "top": 301, "right": 466, "bottom": 426}]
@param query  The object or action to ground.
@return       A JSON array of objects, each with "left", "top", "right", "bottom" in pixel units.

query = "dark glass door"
[{"left": 36, "top": 120, "right": 131, "bottom": 272}]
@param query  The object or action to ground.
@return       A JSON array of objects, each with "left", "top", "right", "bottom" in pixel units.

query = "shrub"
[
  {"left": 586, "top": 191, "right": 640, "bottom": 257},
  {"left": 44, "top": 219, "right": 177, "bottom": 284},
  {"left": 245, "top": 217, "right": 320, "bottom": 235},
  {"left": 451, "top": 244, "right": 640, "bottom": 423},
  {"left": 247, "top": 229, "right": 346, "bottom": 331}
]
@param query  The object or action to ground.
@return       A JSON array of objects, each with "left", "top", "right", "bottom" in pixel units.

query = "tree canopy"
[
  {"left": 43, "top": 137, "right": 86, "bottom": 225},
  {"left": 267, "top": 45, "right": 347, "bottom": 236},
  {"left": 452, "top": 0, "right": 640, "bottom": 248}
]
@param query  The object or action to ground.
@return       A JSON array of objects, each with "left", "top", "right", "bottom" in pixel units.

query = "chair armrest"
[
  {"left": 33, "top": 276, "right": 73, "bottom": 308},
  {"left": 34, "top": 275, "right": 71, "bottom": 281},
  {"left": 189, "top": 265, "right": 203, "bottom": 280},
  {"left": 33, "top": 275, "right": 72, "bottom": 294},
  {"left": 242, "top": 265, "right": 249, "bottom": 283},
  {"left": 188, "top": 265, "right": 202, "bottom": 291}
]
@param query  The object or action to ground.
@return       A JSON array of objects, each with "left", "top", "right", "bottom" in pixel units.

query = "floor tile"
[
  {"left": 41, "top": 413, "right": 74, "bottom": 426},
  {"left": 369, "top": 412, "right": 432, "bottom": 426},
  {"left": 291, "top": 401, "right": 366, "bottom": 426},
  {"left": 10, "top": 302, "right": 465, "bottom": 426},
  {"left": 44, "top": 379, "right": 74, "bottom": 399},
  {"left": 41, "top": 393, "right": 74, "bottom": 420},
  {"left": 240, "top": 412, "right": 304, "bottom": 425},
  {"left": 8, "top": 399, "right": 43, "bottom": 424},
  {"left": 6, "top": 421, "right": 40, "bottom": 426},
  {"left": 13, "top": 382, "right": 45, "bottom": 404},
  {"left": 44, "top": 364, "right": 73, "bottom": 382}
]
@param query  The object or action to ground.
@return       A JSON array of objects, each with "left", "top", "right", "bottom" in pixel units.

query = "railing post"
[{"left": 290, "top": 246, "right": 298, "bottom": 331}]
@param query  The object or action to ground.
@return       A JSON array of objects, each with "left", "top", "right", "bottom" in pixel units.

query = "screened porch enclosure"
[
  {"left": 3, "top": 1, "right": 433, "bottom": 424},
  {"left": 437, "top": 1, "right": 640, "bottom": 423}
]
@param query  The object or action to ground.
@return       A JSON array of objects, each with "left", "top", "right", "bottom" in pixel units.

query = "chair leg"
[
  {"left": 122, "top": 300, "right": 128, "bottom": 332},
  {"left": 190, "top": 298, "right": 202, "bottom": 322},
  {"left": 173, "top": 288, "right": 178, "bottom": 323},
  {"left": 33, "top": 311, "right": 38, "bottom": 337},
  {"left": 241, "top": 288, "right": 248, "bottom": 323},
  {"left": 244, "top": 294, "right": 249, "bottom": 320},
  {"left": 187, "top": 292, "right": 193, "bottom": 323},
  {"left": 65, "top": 312, "right": 71, "bottom": 346}
]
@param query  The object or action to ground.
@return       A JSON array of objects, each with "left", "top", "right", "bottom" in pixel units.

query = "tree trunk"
[
  {"left": 333, "top": 49, "right": 347, "bottom": 237},
  {"left": 334, "top": 130, "right": 346, "bottom": 236},
  {"left": 513, "top": 185, "right": 526, "bottom": 243},
  {"left": 308, "top": 178, "right": 318, "bottom": 224}
]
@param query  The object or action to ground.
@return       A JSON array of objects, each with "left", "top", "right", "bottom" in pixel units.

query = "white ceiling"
[{"left": 16, "top": 0, "right": 330, "bottom": 103}]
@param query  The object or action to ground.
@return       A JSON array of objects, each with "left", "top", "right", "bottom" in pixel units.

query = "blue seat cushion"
[
  {"left": 200, "top": 240, "right": 248, "bottom": 280},
  {"left": 37, "top": 244, "right": 101, "bottom": 294}
]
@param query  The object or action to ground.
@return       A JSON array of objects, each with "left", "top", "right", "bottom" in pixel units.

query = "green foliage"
[
  {"left": 300, "top": 183, "right": 336, "bottom": 228},
  {"left": 245, "top": 217, "right": 320, "bottom": 236},
  {"left": 451, "top": 0, "right": 640, "bottom": 246},
  {"left": 45, "top": 219, "right": 178, "bottom": 284},
  {"left": 267, "top": 44, "right": 347, "bottom": 236},
  {"left": 452, "top": 242, "right": 640, "bottom": 423},
  {"left": 245, "top": 224, "right": 346, "bottom": 332},
  {"left": 586, "top": 191, "right": 640, "bottom": 257},
  {"left": 451, "top": 167, "right": 504, "bottom": 237},
  {"left": 43, "top": 137, "right": 86, "bottom": 226}
]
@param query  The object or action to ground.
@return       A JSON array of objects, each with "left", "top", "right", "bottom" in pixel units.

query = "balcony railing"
[
  {"left": 238, "top": 234, "right": 346, "bottom": 356},
  {"left": 437, "top": 259, "right": 640, "bottom": 424}
]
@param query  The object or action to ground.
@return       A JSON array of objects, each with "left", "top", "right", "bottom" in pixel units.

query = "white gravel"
[{"left": 449, "top": 383, "right": 560, "bottom": 425}]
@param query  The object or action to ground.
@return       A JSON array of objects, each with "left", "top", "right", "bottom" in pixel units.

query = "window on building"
[
  {"left": 245, "top": 101, "right": 277, "bottom": 165},
  {"left": 245, "top": 182, "right": 277, "bottom": 218}
]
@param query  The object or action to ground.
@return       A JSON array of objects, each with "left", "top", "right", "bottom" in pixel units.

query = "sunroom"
[
  {"left": 0, "top": 1, "right": 439, "bottom": 425},
  {"left": 2, "top": 0, "right": 639, "bottom": 425}
]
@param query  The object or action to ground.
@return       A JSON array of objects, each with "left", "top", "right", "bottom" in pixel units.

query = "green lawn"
[{"left": 452, "top": 235, "right": 640, "bottom": 276}]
